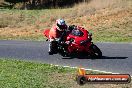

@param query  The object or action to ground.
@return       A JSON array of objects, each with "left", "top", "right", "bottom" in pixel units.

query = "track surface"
[{"left": 0, "top": 40, "right": 132, "bottom": 75}]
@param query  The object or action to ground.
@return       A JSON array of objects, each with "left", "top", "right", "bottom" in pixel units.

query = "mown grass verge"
[
  {"left": 0, "top": 58, "right": 76, "bottom": 88},
  {"left": 0, "top": 58, "right": 131, "bottom": 88}
]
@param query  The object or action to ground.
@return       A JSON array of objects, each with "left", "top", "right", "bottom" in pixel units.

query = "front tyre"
[{"left": 90, "top": 44, "right": 102, "bottom": 58}]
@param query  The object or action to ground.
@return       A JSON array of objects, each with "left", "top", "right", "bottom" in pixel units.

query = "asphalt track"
[{"left": 0, "top": 40, "right": 132, "bottom": 75}]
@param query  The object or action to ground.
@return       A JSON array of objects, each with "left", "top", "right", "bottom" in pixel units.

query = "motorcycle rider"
[{"left": 48, "top": 19, "right": 68, "bottom": 55}]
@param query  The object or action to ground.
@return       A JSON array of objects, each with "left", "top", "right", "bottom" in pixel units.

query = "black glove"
[{"left": 68, "top": 25, "right": 76, "bottom": 31}]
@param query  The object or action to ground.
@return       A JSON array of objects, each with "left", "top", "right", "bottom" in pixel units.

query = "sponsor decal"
[{"left": 76, "top": 68, "right": 131, "bottom": 85}]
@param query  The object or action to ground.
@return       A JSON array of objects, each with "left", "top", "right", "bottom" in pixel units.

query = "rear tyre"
[
  {"left": 90, "top": 44, "right": 102, "bottom": 58},
  {"left": 59, "top": 48, "right": 69, "bottom": 57},
  {"left": 58, "top": 43, "right": 70, "bottom": 57}
]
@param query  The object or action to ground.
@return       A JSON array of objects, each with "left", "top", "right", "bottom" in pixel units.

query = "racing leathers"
[{"left": 48, "top": 25, "right": 67, "bottom": 54}]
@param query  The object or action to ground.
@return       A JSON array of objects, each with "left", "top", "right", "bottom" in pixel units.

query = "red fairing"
[{"left": 66, "top": 27, "right": 91, "bottom": 53}]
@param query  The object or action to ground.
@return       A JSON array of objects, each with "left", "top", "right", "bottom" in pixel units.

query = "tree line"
[{"left": 4, "top": 0, "right": 91, "bottom": 9}]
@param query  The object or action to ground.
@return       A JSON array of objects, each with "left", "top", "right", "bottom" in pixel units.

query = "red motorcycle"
[{"left": 43, "top": 26, "right": 102, "bottom": 58}]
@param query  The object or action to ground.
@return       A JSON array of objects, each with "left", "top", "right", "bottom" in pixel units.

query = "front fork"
[{"left": 87, "top": 42, "right": 95, "bottom": 55}]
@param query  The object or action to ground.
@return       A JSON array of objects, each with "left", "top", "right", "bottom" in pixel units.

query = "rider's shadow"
[
  {"left": 101, "top": 56, "right": 128, "bottom": 59},
  {"left": 62, "top": 55, "right": 128, "bottom": 59}
]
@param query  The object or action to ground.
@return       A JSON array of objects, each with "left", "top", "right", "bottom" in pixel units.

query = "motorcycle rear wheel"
[{"left": 58, "top": 44, "right": 69, "bottom": 57}]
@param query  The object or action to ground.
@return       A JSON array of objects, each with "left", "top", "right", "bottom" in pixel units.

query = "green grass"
[
  {"left": 0, "top": 59, "right": 76, "bottom": 88},
  {"left": 0, "top": 58, "right": 131, "bottom": 88}
]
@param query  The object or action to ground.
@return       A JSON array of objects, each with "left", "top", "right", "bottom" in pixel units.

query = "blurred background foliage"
[{"left": 1, "top": 0, "right": 91, "bottom": 9}]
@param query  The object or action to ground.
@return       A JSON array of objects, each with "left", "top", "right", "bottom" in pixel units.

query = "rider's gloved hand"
[{"left": 68, "top": 25, "right": 75, "bottom": 31}]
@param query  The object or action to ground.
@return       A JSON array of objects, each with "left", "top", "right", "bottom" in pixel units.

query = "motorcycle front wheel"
[{"left": 90, "top": 44, "right": 102, "bottom": 58}]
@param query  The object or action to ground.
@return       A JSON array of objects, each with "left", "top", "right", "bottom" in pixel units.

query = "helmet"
[{"left": 56, "top": 19, "right": 67, "bottom": 31}]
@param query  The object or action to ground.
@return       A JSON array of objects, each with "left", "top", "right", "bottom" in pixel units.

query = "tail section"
[{"left": 43, "top": 29, "right": 50, "bottom": 39}]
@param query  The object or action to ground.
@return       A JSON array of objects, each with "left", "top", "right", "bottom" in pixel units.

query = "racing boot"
[
  {"left": 48, "top": 42, "right": 54, "bottom": 55},
  {"left": 48, "top": 41, "right": 58, "bottom": 55}
]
